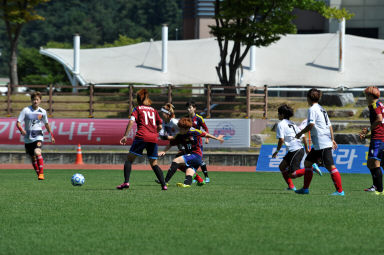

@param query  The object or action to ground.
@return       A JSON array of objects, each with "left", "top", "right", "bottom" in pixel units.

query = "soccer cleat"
[
  {"left": 295, "top": 188, "right": 309, "bottom": 194},
  {"left": 38, "top": 174, "right": 45, "bottom": 180},
  {"left": 116, "top": 182, "right": 130, "bottom": 190},
  {"left": 192, "top": 179, "right": 197, "bottom": 184},
  {"left": 162, "top": 185, "right": 168, "bottom": 190},
  {"left": 286, "top": 187, "right": 296, "bottom": 191},
  {"left": 364, "top": 185, "right": 376, "bottom": 192},
  {"left": 205, "top": 177, "right": 210, "bottom": 183},
  {"left": 331, "top": 191, "right": 345, "bottom": 196},
  {"left": 176, "top": 183, "right": 191, "bottom": 188},
  {"left": 197, "top": 180, "right": 206, "bottom": 186},
  {"left": 312, "top": 164, "right": 322, "bottom": 176}
]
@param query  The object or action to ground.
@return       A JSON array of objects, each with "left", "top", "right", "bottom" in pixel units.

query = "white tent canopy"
[{"left": 40, "top": 34, "right": 384, "bottom": 88}]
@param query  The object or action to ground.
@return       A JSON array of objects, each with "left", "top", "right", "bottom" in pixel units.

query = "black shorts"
[
  {"left": 283, "top": 148, "right": 304, "bottom": 173},
  {"left": 25, "top": 140, "right": 43, "bottom": 157},
  {"left": 305, "top": 147, "right": 334, "bottom": 167}
]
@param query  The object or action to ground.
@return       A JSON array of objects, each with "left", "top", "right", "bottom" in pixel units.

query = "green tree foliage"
[
  {"left": 0, "top": 0, "right": 49, "bottom": 88},
  {"left": 210, "top": 0, "right": 354, "bottom": 90},
  {"left": 21, "top": 0, "right": 182, "bottom": 48}
]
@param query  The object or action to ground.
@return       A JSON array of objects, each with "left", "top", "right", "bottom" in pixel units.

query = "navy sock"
[
  {"left": 152, "top": 165, "right": 166, "bottom": 186},
  {"left": 165, "top": 162, "right": 179, "bottom": 183},
  {"left": 124, "top": 160, "right": 132, "bottom": 183}
]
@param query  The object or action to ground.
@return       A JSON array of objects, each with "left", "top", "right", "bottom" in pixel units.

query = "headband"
[{"left": 161, "top": 108, "right": 171, "bottom": 115}]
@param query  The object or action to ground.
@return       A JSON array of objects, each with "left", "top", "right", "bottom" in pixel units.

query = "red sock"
[
  {"left": 32, "top": 160, "right": 39, "bottom": 176},
  {"left": 281, "top": 171, "right": 295, "bottom": 189},
  {"left": 37, "top": 155, "right": 44, "bottom": 174},
  {"left": 291, "top": 168, "right": 305, "bottom": 179},
  {"left": 303, "top": 168, "right": 313, "bottom": 189},
  {"left": 330, "top": 168, "right": 343, "bottom": 192},
  {"left": 194, "top": 174, "right": 204, "bottom": 183}
]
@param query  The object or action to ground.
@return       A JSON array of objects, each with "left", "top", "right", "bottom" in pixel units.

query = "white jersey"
[
  {"left": 307, "top": 103, "right": 333, "bottom": 150},
  {"left": 159, "top": 118, "right": 179, "bottom": 137},
  {"left": 276, "top": 119, "right": 303, "bottom": 152},
  {"left": 17, "top": 106, "right": 48, "bottom": 144}
]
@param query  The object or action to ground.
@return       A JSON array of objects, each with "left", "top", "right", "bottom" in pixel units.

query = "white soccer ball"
[{"left": 71, "top": 173, "right": 85, "bottom": 186}]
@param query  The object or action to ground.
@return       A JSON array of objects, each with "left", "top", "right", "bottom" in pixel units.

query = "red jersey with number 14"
[
  {"left": 369, "top": 99, "right": 384, "bottom": 141},
  {"left": 131, "top": 105, "right": 162, "bottom": 143}
]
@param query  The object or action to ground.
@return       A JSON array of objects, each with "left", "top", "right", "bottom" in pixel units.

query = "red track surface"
[{"left": 0, "top": 164, "right": 255, "bottom": 172}]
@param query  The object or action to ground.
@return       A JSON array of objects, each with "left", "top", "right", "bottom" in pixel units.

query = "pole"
[
  {"left": 338, "top": 18, "right": 345, "bottom": 73},
  {"left": 73, "top": 34, "right": 80, "bottom": 93},
  {"left": 162, "top": 24, "right": 168, "bottom": 73}
]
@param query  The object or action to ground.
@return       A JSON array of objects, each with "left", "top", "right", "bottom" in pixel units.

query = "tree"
[
  {"left": 209, "top": 0, "right": 353, "bottom": 96},
  {"left": 0, "top": 0, "right": 49, "bottom": 89}
]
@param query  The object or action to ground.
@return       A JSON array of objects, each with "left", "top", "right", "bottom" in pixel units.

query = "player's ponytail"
[{"left": 137, "top": 89, "right": 152, "bottom": 106}]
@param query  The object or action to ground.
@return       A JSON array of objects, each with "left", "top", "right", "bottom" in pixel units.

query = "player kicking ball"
[
  {"left": 16, "top": 92, "right": 55, "bottom": 180},
  {"left": 295, "top": 88, "right": 344, "bottom": 196},
  {"left": 158, "top": 117, "right": 224, "bottom": 188}
]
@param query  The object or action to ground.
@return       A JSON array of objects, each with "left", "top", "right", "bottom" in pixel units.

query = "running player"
[
  {"left": 186, "top": 100, "right": 211, "bottom": 183},
  {"left": 117, "top": 89, "right": 167, "bottom": 190},
  {"left": 359, "top": 86, "right": 384, "bottom": 195},
  {"left": 272, "top": 104, "right": 321, "bottom": 191},
  {"left": 157, "top": 103, "right": 205, "bottom": 185},
  {"left": 295, "top": 88, "right": 344, "bottom": 196},
  {"left": 158, "top": 117, "right": 224, "bottom": 188},
  {"left": 16, "top": 91, "right": 55, "bottom": 180}
]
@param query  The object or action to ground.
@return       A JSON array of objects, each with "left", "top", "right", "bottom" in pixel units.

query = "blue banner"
[{"left": 256, "top": 144, "right": 370, "bottom": 174}]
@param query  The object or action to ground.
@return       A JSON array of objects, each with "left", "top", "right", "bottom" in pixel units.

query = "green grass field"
[{"left": 0, "top": 169, "right": 383, "bottom": 255}]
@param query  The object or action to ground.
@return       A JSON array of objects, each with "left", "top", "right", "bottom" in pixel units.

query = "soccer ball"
[{"left": 71, "top": 173, "right": 85, "bottom": 186}]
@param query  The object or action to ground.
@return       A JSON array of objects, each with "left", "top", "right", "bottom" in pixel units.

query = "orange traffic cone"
[{"left": 75, "top": 144, "right": 84, "bottom": 164}]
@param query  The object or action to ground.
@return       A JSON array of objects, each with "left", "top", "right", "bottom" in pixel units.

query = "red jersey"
[
  {"left": 191, "top": 114, "right": 208, "bottom": 132},
  {"left": 170, "top": 128, "right": 206, "bottom": 157},
  {"left": 369, "top": 99, "right": 384, "bottom": 141},
  {"left": 131, "top": 105, "right": 162, "bottom": 143}
]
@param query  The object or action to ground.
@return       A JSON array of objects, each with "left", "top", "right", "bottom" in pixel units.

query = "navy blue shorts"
[
  {"left": 368, "top": 139, "right": 384, "bottom": 161},
  {"left": 129, "top": 138, "right": 158, "bottom": 159},
  {"left": 182, "top": 153, "right": 202, "bottom": 171}
]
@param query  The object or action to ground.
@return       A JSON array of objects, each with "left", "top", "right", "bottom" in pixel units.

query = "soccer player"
[
  {"left": 294, "top": 88, "right": 344, "bottom": 196},
  {"left": 117, "top": 89, "right": 167, "bottom": 191},
  {"left": 157, "top": 103, "right": 205, "bottom": 185},
  {"left": 16, "top": 91, "right": 55, "bottom": 180},
  {"left": 158, "top": 117, "right": 224, "bottom": 188},
  {"left": 359, "top": 86, "right": 384, "bottom": 195},
  {"left": 186, "top": 100, "right": 211, "bottom": 183},
  {"left": 272, "top": 104, "right": 322, "bottom": 191}
]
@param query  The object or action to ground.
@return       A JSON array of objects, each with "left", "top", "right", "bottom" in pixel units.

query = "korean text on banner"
[{"left": 256, "top": 144, "right": 369, "bottom": 174}]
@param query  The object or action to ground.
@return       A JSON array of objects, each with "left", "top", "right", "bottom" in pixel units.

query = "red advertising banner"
[{"left": 0, "top": 118, "right": 169, "bottom": 145}]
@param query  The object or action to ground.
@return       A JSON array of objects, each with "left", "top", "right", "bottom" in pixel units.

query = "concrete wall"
[{"left": 0, "top": 152, "right": 258, "bottom": 167}]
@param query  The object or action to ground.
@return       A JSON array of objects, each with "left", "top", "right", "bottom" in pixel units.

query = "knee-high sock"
[
  {"left": 200, "top": 162, "right": 208, "bottom": 178},
  {"left": 291, "top": 168, "right": 305, "bottom": 179},
  {"left": 369, "top": 168, "right": 377, "bottom": 188},
  {"left": 371, "top": 167, "right": 383, "bottom": 192},
  {"left": 165, "top": 162, "right": 179, "bottom": 183},
  {"left": 194, "top": 173, "right": 204, "bottom": 183},
  {"left": 32, "top": 159, "right": 39, "bottom": 175},
  {"left": 152, "top": 165, "right": 166, "bottom": 186},
  {"left": 123, "top": 160, "right": 132, "bottom": 183},
  {"left": 37, "top": 155, "right": 44, "bottom": 174},
  {"left": 184, "top": 175, "right": 193, "bottom": 185},
  {"left": 330, "top": 168, "right": 343, "bottom": 192},
  {"left": 281, "top": 170, "right": 294, "bottom": 188},
  {"left": 303, "top": 168, "right": 313, "bottom": 189}
]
